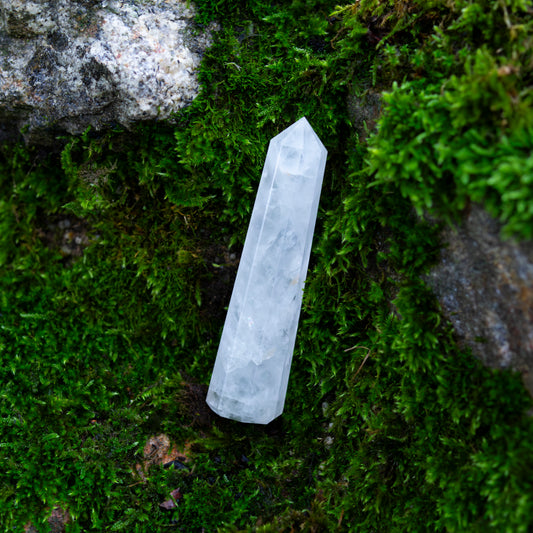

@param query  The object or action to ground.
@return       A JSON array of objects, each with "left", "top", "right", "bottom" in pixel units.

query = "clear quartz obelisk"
[{"left": 206, "top": 117, "right": 327, "bottom": 424}]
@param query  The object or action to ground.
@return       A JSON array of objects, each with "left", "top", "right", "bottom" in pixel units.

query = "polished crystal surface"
[{"left": 206, "top": 117, "right": 327, "bottom": 424}]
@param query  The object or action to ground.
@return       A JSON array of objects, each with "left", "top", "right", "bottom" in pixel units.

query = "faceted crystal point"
[{"left": 206, "top": 117, "right": 327, "bottom": 424}]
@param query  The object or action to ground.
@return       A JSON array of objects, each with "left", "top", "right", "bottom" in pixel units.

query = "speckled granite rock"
[
  {"left": 0, "top": 0, "right": 216, "bottom": 144},
  {"left": 424, "top": 204, "right": 533, "bottom": 395}
]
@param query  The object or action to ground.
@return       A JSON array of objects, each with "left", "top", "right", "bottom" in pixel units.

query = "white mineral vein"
[{"left": 206, "top": 117, "right": 327, "bottom": 424}]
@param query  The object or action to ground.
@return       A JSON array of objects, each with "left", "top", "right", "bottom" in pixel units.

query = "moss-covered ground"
[{"left": 1, "top": 0, "right": 533, "bottom": 531}]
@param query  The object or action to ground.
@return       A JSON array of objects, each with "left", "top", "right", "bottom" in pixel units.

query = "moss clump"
[{"left": 1, "top": 0, "right": 533, "bottom": 531}]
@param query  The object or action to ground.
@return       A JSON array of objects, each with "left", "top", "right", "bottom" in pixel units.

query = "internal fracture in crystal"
[{"left": 206, "top": 117, "right": 327, "bottom": 424}]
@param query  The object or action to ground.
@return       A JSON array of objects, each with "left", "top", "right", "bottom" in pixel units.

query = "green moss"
[{"left": 1, "top": 0, "right": 533, "bottom": 531}]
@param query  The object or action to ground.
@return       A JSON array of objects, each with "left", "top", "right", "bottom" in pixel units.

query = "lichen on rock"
[{"left": 0, "top": 0, "right": 217, "bottom": 144}]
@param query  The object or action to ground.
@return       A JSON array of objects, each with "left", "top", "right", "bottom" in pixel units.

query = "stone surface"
[
  {"left": 0, "top": 0, "right": 216, "bottom": 144},
  {"left": 206, "top": 117, "right": 327, "bottom": 424},
  {"left": 24, "top": 507, "right": 70, "bottom": 533},
  {"left": 424, "top": 204, "right": 533, "bottom": 395},
  {"left": 347, "top": 86, "right": 382, "bottom": 142}
]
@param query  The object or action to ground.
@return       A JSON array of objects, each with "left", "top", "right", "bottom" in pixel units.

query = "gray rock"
[
  {"left": 424, "top": 204, "right": 533, "bottom": 395},
  {"left": 0, "top": 0, "right": 217, "bottom": 144},
  {"left": 347, "top": 86, "right": 382, "bottom": 142}
]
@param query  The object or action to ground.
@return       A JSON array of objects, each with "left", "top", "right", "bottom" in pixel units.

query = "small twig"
[
  {"left": 499, "top": 0, "right": 512, "bottom": 29},
  {"left": 344, "top": 344, "right": 368, "bottom": 352},
  {"left": 344, "top": 345, "right": 372, "bottom": 380},
  {"left": 126, "top": 481, "right": 145, "bottom": 488},
  {"left": 337, "top": 508, "right": 345, "bottom": 529}
]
